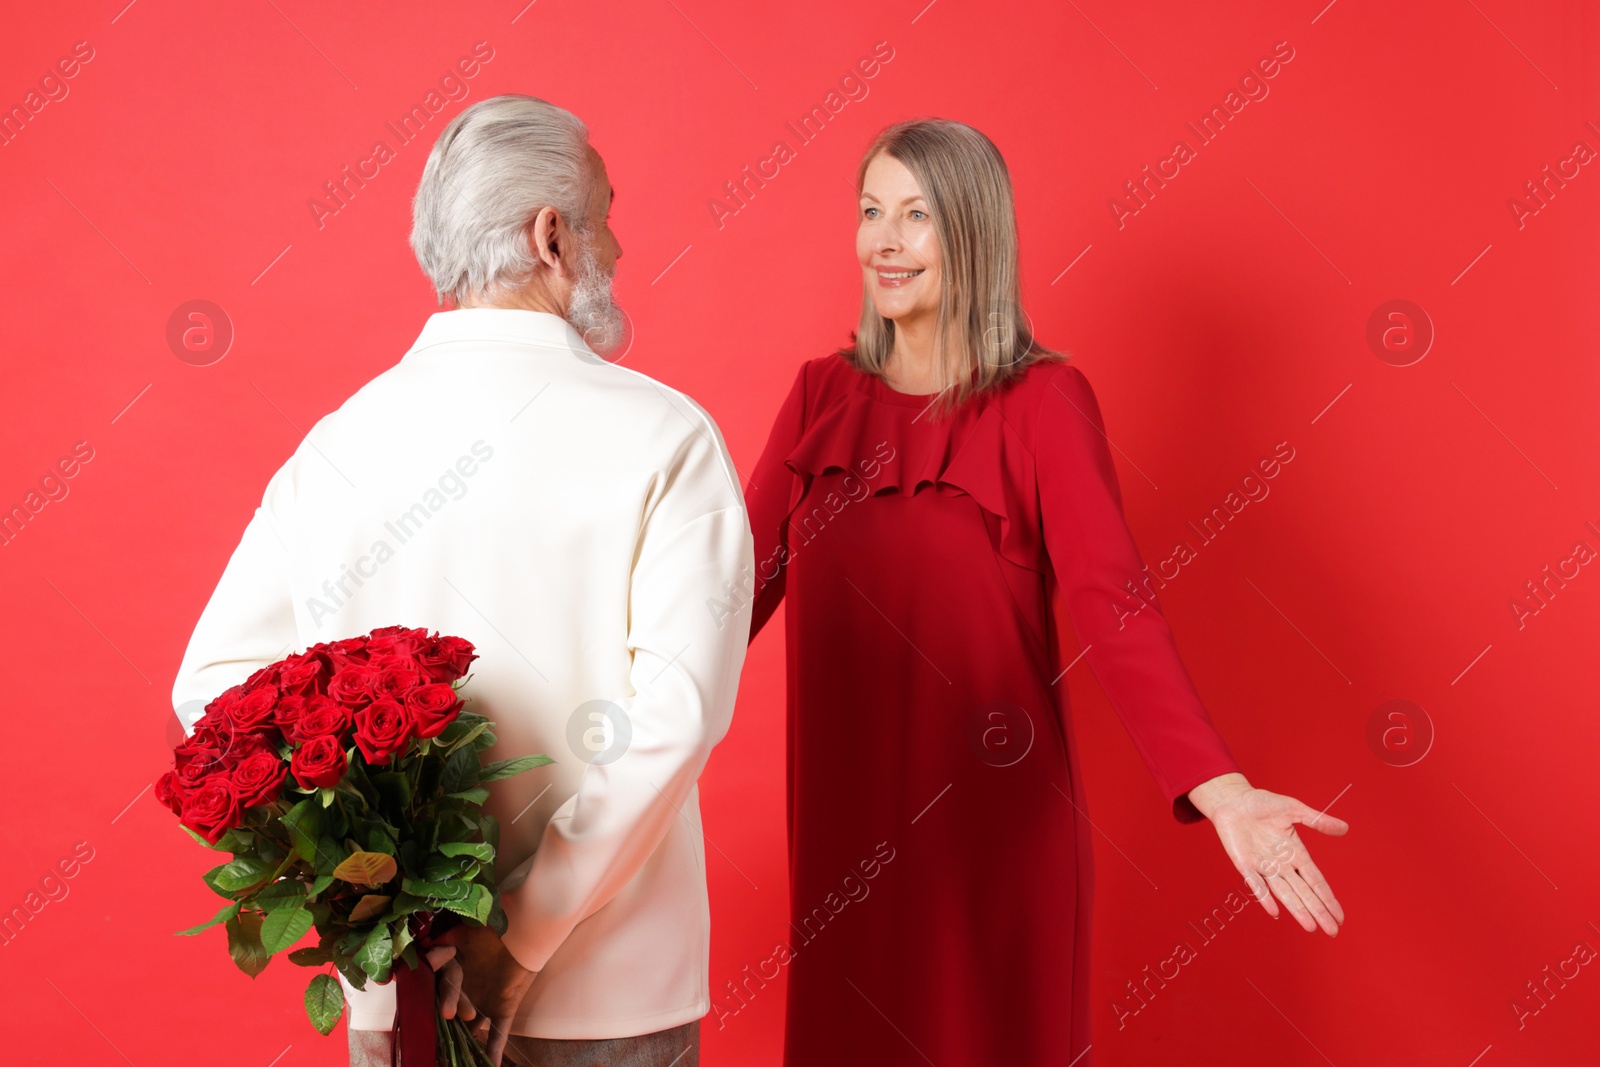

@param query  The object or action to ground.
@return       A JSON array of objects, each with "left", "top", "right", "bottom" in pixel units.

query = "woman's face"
[{"left": 857, "top": 152, "right": 941, "bottom": 326}]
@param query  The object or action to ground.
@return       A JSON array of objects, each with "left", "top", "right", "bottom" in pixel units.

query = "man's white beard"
[{"left": 566, "top": 234, "right": 629, "bottom": 358}]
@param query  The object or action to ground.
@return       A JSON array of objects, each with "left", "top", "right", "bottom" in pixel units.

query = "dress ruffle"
[{"left": 782, "top": 384, "right": 1047, "bottom": 576}]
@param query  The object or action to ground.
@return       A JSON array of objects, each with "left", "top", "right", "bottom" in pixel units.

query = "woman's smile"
[{"left": 873, "top": 265, "right": 925, "bottom": 287}]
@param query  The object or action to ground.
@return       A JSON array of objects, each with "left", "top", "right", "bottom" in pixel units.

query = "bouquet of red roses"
[{"left": 157, "top": 625, "right": 552, "bottom": 1066}]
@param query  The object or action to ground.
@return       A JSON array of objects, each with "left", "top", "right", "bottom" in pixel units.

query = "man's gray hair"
[{"left": 410, "top": 94, "right": 593, "bottom": 306}]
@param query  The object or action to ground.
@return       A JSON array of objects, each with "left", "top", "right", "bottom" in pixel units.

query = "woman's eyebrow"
[{"left": 859, "top": 191, "right": 926, "bottom": 205}]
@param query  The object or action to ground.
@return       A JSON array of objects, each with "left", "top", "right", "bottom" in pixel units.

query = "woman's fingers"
[
  {"left": 1265, "top": 868, "right": 1317, "bottom": 932},
  {"left": 1238, "top": 862, "right": 1279, "bottom": 918},
  {"left": 1295, "top": 852, "right": 1345, "bottom": 928},
  {"left": 1294, "top": 802, "right": 1350, "bottom": 837},
  {"left": 1279, "top": 866, "right": 1339, "bottom": 936}
]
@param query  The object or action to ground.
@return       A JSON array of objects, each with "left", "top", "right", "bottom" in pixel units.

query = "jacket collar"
[{"left": 404, "top": 308, "right": 597, "bottom": 362}]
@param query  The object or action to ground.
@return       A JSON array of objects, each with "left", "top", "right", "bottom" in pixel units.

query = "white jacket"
[{"left": 170, "top": 308, "right": 754, "bottom": 1038}]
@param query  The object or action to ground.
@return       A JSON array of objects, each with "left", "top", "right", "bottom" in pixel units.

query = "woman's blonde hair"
[{"left": 841, "top": 118, "right": 1065, "bottom": 418}]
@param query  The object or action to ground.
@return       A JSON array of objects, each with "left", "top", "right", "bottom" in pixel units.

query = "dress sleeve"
[
  {"left": 1035, "top": 362, "right": 1242, "bottom": 823},
  {"left": 743, "top": 360, "right": 810, "bottom": 643}
]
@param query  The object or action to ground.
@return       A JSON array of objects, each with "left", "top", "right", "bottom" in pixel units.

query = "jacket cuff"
[
  {"left": 339, "top": 971, "right": 397, "bottom": 1030},
  {"left": 498, "top": 886, "right": 557, "bottom": 974}
]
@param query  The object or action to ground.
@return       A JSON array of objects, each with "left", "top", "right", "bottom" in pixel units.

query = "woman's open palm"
[{"left": 1209, "top": 786, "right": 1348, "bottom": 936}]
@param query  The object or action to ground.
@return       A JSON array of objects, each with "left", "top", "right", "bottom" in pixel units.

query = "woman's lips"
[{"left": 874, "top": 267, "right": 925, "bottom": 287}]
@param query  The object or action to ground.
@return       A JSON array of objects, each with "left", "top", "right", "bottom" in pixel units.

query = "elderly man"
[{"left": 171, "top": 95, "right": 753, "bottom": 1066}]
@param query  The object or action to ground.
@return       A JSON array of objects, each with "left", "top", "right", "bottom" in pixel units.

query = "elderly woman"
[{"left": 741, "top": 118, "right": 1349, "bottom": 1065}]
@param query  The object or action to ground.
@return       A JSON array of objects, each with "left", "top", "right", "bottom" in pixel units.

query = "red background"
[{"left": 2, "top": 1, "right": 1597, "bottom": 1064}]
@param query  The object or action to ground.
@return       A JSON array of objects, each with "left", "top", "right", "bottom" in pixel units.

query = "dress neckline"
[{"left": 847, "top": 359, "right": 946, "bottom": 407}]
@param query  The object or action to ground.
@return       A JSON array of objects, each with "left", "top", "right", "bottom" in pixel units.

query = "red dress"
[{"left": 743, "top": 352, "right": 1244, "bottom": 1066}]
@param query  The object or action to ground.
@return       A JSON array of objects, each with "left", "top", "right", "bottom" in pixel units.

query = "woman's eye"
[
  {"left": 862, "top": 207, "right": 877, "bottom": 218},
  {"left": 910, "top": 210, "right": 927, "bottom": 220}
]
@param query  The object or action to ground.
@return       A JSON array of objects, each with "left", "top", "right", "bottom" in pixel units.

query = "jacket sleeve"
[
  {"left": 169, "top": 461, "right": 398, "bottom": 1030},
  {"left": 1035, "top": 362, "right": 1243, "bottom": 823},
  {"left": 170, "top": 464, "right": 300, "bottom": 728},
  {"left": 742, "top": 361, "right": 810, "bottom": 644},
  {"left": 496, "top": 399, "right": 755, "bottom": 973}
]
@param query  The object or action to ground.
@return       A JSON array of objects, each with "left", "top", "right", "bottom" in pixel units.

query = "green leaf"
[
  {"left": 308, "top": 873, "right": 336, "bottom": 900},
  {"left": 288, "top": 944, "right": 335, "bottom": 967},
  {"left": 353, "top": 818, "right": 397, "bottom": 857},
  {"left": 391, "top": 921, "right": 415, "bottom": 961},
  {"left": 400, "top": 877, "right": 471, "bottom": 901},
  {"left": 323, "top": 798, "right": 350, "bottom": 841},
  {"left": 423, "top": 853, "right": 478, "bottom": 883},
  {"left": 446, "top": 786, "right": 489, "bottom": 805},
  {"left": 387, "top": 892, "right": 430, "bottom": 918},
  {"left": 478, "top": 754, "right": 555, "bottom": 783},
  {"left": 335, "top": 954, "right": 369, "bottom": 992},
  {"left": 319, "top": 787, "right": 337, "bottom": 808},
  {"left": 281, "top": 799, "right": 325, "bottom": 865},
  {"left": 481, "top": 814, "right": 500, "bottom": 856},
  {"left": 261, "top": 902, "right": 315, "bottom": 955},
  {"left": 440, "top": 745, "right": 479, "bottom": 794},
  {"left": 349, "top": 894, "right": 392, "bottom": 923},
  {"left": 312, "top": 836, "right": 345, "bottom": 876},
  {"left": 370, "top": 771, "right": 412, "bottom": 814},
  {"left": 179, "top": 823, "right": 220, "bottom": 849},
  {"left": 436, "top": 812, "right": 477, "bottom": 845},
  {"left": 225, "top": 910, "right": 270, "bottom": 978},
  {"left": 181, "top": 822, "right": 251, "bottom": 852},
  {"left": 175, "top": 900, "right": 240, "bottom": 936},
  {"left": 441, "top": 883, "right": 492, "bottom": 925},
  {"left": 304, "top": 973, "right": 344, "bottom": 1036},
  {"left": 443, "top": 719, "right": 490, "bottom": 756},
  {"left": 437, "top": 841, "right": 494, "bottom": 862},
  {"left": 356, "top": 922, "right": 394, "bottom": 983},
  {"left": 202, "top": 863, "right": 239, "bottom": 900},
  {"left": 213, "top": 855, "right": 275, "bottom": 892},
  {"left": 212, "top": 828, "right": 255, "bottom": 852},
  {"left": 333, "top": 851, "right": 398, "bottom": 888},
  {"left": 344, "top": 755, "right": 382, "bottom": 808},
  {"left": 254, "top": 880, "right": 308, "bottom": 914}
]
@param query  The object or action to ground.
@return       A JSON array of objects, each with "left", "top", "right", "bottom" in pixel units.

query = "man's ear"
[{"left": 525, "top": 207, "right": 565, "bottom": 274}]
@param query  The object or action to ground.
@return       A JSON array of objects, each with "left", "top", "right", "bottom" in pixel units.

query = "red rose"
[
  {"left": 354, "top": 696, "right": 414, "bottom": 765},
  {"left": 372, "top": 664, "right": 423, "bottom": 697},
  {"left": 321, "top": 637, "right": 370, "bottom": 673},
  {"left": 173, "top": 732, "right": 220, "bottom": 772},
  {"left": 190, "top": 705, "right": 231, "bottom": 737},
  {"left": 328, "top": 665, "right": 379, "bottom": 710},
  {"left": 177, "top": 750, "right": 223, "bottom": 789},
  {"left": 232, "top": 750, "right": 288, "bottom": 807},
  {"left": 290, "top": 734, "right": 347, "bottom": 789},
  {"left": 277, "top": 658, "right": 327, "bottom": 697},
  {"left": 361, "top": 651, "right": 400, "bottom": 672},
  {"left": 180, "top": 777, "right": 243, "bottom": 844},
  {"left": 417, "top": 636, "right": 476, "bottom": 683},
  {"left": 288, "top": 695, "right": 352, "bottom": 744},
  {"left": 230, "top": 685, "right": 279, "bottom": 731},
  {"left": 206, "top": 684, "right": 247, "bottom": 718},
  {"left": 244, "top": 663, "right": 280, "bottom": 690},
  {"left": 367, "top": 629, "right": 425, "bottom": 659},
  {"left": 274, "top": 693, "right": 308, "bottom": 733},
  {"left": 371, "top": 624, "right": 427, "bottom": 642},
  {"left": 224, "top": 730, "right": 279, "bottom": 767},
  {"left": 154, "top": 769, "right": 186, "bottom": 815},
  {"left": 404, "top": 683, "right": 464, "bottom": 738}
]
